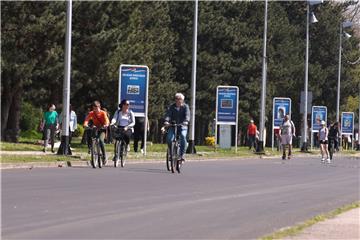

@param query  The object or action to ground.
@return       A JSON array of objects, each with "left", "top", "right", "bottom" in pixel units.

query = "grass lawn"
[{"left": 1, "top": 137, "right": 358, "bottom": 163}]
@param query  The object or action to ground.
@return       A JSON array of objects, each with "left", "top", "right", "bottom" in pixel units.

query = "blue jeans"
[{"left": 166, "top": 126, "right": 188, "bottom": 157}]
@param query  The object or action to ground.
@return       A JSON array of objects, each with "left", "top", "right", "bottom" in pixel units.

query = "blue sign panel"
[
  {"left": 341, "top": 112, "right": 354, "bottom": 135},
  {"left": 119, "top": 65, "right": 149, "bottom": 117},
  {"left": 216, "top": 86, "right": 238, "bottom": 125},
  {"left": 311, "top": 106, "right": 327, "bottom": 131},
  {"left": 273, "top": 98, "right": 291, "bottom": 128}
]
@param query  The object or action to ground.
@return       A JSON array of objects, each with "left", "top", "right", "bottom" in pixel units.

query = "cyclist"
[
  {"left": 319, "top": 120, "right": 330, "bottom": 163},
  {"left": 163, "top": 93, "right": 190, "bottom": 162},
  {"left": 83, "top": 100, "right": 109, "bottom": 164},
  {"left": 110, "top": 99, "right": 135, "bottom": 161},
  {"left": 328, "top": 122, "right": 340, "bottom": 152}
]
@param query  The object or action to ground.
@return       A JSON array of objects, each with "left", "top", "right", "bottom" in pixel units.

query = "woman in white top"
[
  {"left": 318, "top": 120, "right": 330, "bottom": 163},
  {"left": 110, "top": 99, "right": 135, "bottom": 159}
]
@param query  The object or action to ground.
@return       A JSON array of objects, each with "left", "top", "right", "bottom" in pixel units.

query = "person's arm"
[
  {"left": 183, "top": 104, "right": 190, "bottom": 125},
  {"left": 83, "top": 113, "right": 91, "bottom": 127},
  {"left": 127, "top": 111, "right": 135, "bottom": 129},
  {"left": 164, "top": 106, "right": 171, "bottom": 125},
  {"left": 73, "top": 112, "right": 78, "bottom": 130},
  {"left": 111, "top": 110, "right": 118, "bottom": 125},
  {"left": 103, "top": 111, "right": 110, "bottom": 127}
]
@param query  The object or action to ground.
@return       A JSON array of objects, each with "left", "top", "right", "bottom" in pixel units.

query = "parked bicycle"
[
  {"left": 111, "top": 125, "right": 128, "bottom": 168},
  {"left": 87, "top": 126, "right": 106, "bottom": 168},
  {"left": 165, "top": 122, "right": 184, "bottom": 173}
]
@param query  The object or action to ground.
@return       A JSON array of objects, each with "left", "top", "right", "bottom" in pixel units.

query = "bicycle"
[
  {"left": 111, "top": 125, "right": 128, "bottom": 168},
  {"left": 165, "top": 122, "right": 184, "bottom": 174},
  {"left": 87, "top": 126, "right": 106, "bottom": 168}
]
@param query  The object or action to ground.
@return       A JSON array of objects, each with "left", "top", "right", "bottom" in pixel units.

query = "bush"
[
  {"left": 73, "top": 124, "right": 84, "bottom": 137},
  {"left": 205, "top": 136, "right": 215, "bottom": 146},
  {"left": 20, "top": 130, "right": 42, "bottom": 139},
  {"left": 20, "top": 102, "right": 42, "bottom": 131}
]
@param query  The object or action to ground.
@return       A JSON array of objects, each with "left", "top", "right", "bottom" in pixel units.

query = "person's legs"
[
  {"left": 140, "top": 129, "right": 145, "bottom": 151},
  {"left": 288, "top": 144, "right": 292, "bottom": 158},
  {"left": 133, "top": 129, "right": 139, "bottom": 152},
  {"left": 43, "top": 126, "right": 50, "bottom": 151},
  {"left": 166, "top": 127, "right": 175, "bottom": 150},
  {"left": 50, "top": 125, "right": 56, "bottom": 152},
  {"left": 324, "top": 143, "right": 330, "bottom": 161},
  {"left": 179, "top": 127, "right": 188, "bottom": 159},
  {"left": 320, "top": 143, "right": 325, "bottom": 160},
  {"left": 99, "top": 131, "right": 106, "bottom": 160},
  {"left": 282, "top": 144, "right": 287, "bottom": 159}
]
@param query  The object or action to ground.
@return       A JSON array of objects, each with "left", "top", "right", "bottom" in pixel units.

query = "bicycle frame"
[
  {"left": 166, "top": 123, "right": 183, "bottom": 173},
  {"left": 111, "top": 125, "right": 128, "bottom": 167}
]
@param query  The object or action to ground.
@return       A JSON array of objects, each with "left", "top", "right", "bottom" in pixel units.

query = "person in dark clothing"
[
  {"left": 133, "top": 117, "right": 145, "bottom": 153},
  {"left": 162, "top": 93, "right": 190, "bottom": 161},
  {"left": 328, "top": 122, "right": 340, "bottom": 152}
]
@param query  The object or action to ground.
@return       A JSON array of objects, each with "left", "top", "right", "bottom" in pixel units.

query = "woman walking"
[
  {"left": 319, "top": 120, "right": 330, "bottom": 164},
  {"left": 42, "top": 104, "right": 59, "bottom": 153}
]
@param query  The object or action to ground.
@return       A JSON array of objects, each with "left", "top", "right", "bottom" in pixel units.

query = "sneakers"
[
  {"left": 321, "top": 158, "right": 325, "bottom": 163},
  {"left": 326, "top": 158, "right": 331, "bottom": 164},
  {"left": 140, "top": 148, "right": 144, "bottom": 154},
  {"left": 282, "top": 155, "right": 286, "bottom": 160}
]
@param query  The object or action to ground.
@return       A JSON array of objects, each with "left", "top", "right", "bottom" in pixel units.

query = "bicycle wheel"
[
  {"left": 171, "top": 142, "right": 177, "bottom": 173},
  {"left": 90, "top": 140, "right": 98, "bottom": 168},
  {"left": 97, "top": 141, "right": 103, "bottom": 168},
  {"left": 166, "top": 148, "right": 171, "bottom": 171},
  {"left": 120, "top": 141, "right": 126, "bottom": 168},
  {"left": 114, "top": 140, "right": 120, "bottom": 167}
]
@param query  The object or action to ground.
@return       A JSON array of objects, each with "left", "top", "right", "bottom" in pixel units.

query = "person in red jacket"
[{"left": 247, "top": 120, "right": 257, "bottom": 150}]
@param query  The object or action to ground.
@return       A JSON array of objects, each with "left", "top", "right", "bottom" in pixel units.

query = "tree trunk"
[{"left": 1, "top": 75, "right": 23, "bottom": 142}]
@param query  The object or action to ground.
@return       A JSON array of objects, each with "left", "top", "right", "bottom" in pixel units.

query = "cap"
[
  {"left": 321, "top": 120, "right": 326, "bottom": 125},
  {"left": 250, "top": 120, "right": 254, "bottom": 123}
]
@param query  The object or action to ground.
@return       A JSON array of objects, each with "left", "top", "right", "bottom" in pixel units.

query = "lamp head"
[
  {"left": 344, "top": 31, "right": 352, "bottom": 39},
  {"left": 308, "top": 0, "right": 323, "bottom": 6},
  {"left": 342, "top": 21, "right": 353, "bottom": 29}
]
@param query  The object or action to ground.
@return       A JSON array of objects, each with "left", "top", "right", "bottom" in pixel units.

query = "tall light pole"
[
  {"left": 187, "top": 0, "right": 198, "bottom": 154},
  {"left": 57, "top": 0, "right": 72, "bottom": 155},
  {"left": 336, "top": 21, "right": 353, "bottom": 123},
  {"left": 301, "top": 0, "right": 322, "bottom": 152},
  {"left": 256, "top": 0, "right": 268, "bottom": 153}
]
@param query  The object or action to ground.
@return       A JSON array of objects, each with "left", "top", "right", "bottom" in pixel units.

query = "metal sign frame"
[
  {"left": 310, "top": 106, "right": 327, "bottom": 150},
  {"left": 119, "top": 64, "right": 149, "bottom": 155},
  {"left": 215, "top": 86, "right": 239, "bottom": 152},
  {"left": 272, "top": 97, "right": 291, "bottom": 150}
]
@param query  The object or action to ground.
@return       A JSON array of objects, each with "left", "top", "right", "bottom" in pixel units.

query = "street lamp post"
[
  {"left": 187, "top": 0, "right": 198, "bottom": 154},
  {"left": 301, "top": 0, "right": 322, "bottom": 152},
  {"left": 57, "top": 0, "right": 72, "bottom": 155},
  {"left": 336, "top": 21, "right": 353, "bottom": 123},
  {"left": 256, "top": 0, "right": 268, "bottom": 153}
]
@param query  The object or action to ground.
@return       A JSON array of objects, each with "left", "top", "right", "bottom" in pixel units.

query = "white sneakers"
[
  {"left": 140, "top": 149, "right": 144, "bottom": 154},
  {"left": 321, "top": 158, "right": 331, "bottom": 164}
]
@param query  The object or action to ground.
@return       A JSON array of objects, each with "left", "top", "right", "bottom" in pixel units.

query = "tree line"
[{"left": 1, "top": 1, "right": 359, "bottom": 144}]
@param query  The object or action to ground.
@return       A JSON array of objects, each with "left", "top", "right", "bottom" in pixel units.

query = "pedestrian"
[
  {"left": 279, "top": 115, "right": 296, "bottom": 160},
  {"left": 59, "top": 104, "right": 77, "bottom": 145},
  {"left": 247, "top": 120, "right": 257, "bottom": 151},
  {"left": 318, "top": 120, "right": 330, "bottom": 163},
  {"left": 42, "top": 103, "right": 59, "bottom": 153},
  {"left": 133, "top": 117, "right": 146, "bottom": 154}
]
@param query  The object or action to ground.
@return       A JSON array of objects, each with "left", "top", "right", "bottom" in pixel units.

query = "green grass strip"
[{"left": 260, "top": 201, "right": 360, "bottom": 240}]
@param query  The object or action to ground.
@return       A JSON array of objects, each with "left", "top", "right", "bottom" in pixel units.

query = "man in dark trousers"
[{"left": 133, "top": 117, "right": 145, "bottom": 153}]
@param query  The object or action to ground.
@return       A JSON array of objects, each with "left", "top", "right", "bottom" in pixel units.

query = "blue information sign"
[
  {"left": 119, "top": 65, "right": 149, "bottom": 117},
  {"left": 341, "top": 112, "right": 354, "bottom": 135},
  {"left": 273, "top": 98, "right": 291, "bottom": 128},
  {"left": 216, "top": 86, "right": 238, "bottom": 125},
  {"left": 311, "top": 106, "right": 327, "bottom": 131}
]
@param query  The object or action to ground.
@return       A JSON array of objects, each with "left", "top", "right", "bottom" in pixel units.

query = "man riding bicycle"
[
  {"left": 110, "top": 99, "right": 135, "bottom": 161},
  {"left": 163, "top": 93, "right": 190, "bottom": 162},
  {"left": 83, "top": 101, "right": 109, "bottom": 164},
  {"left": 328, "top": 122, "right": 340, "bottom": 152}
]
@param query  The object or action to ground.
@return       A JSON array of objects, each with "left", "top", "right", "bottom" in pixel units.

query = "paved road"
[{"left": 2, "top": 155, "right": 359, "bottom": 239}]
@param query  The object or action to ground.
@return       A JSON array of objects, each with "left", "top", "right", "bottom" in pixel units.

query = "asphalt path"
[{"left": 2, "top": 155, "right": 359, "bottom": 239}]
